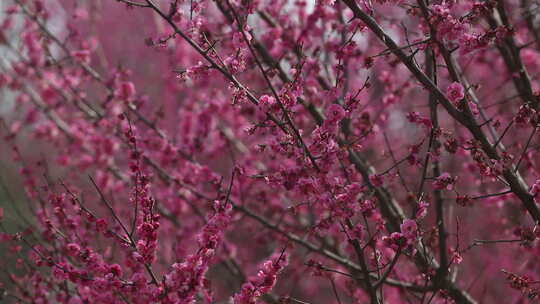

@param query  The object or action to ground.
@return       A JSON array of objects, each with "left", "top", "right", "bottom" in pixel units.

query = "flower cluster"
[
  {"left": 162, "top": 199, "right": 232, "bottom": 303},
  {"left": 432, "top": 172, "right": 457, "bottom": 190},
  {"left": 382, "top": 219, "right": 419, "bottom": 253},
  {"left": 1, "top": 0, "right": 540, "bottom": 303},
  {"left": 233, "top": 251, "right": 289, "bottom": 304},
  {"left": 503, "top": 271, "right": 540, "bottom": 300},
  {"left": 446, "top": 82, "right": 465, "bottom": 105}
]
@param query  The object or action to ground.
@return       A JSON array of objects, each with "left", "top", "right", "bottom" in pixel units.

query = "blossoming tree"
[{"left": 1, "top": 0, "right": 540, "bottom": 303}]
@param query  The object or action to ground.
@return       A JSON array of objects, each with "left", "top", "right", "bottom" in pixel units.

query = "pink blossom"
[
  {"left": 326, "top": 104, "right": 346, "bottom": 122},
  {"left": 433, "top": 172, "right": 456, "bottom": 190},
  {"left": 115, "top": 81, "right": 136, "bottom": 101},
  {"left": 415, "top": 201, "right": 429, "bottom": 219},
  {"left": 233, "top": 252, "right": 288, "bottom": 303},
  {"left": 259, "top": 94, "right": 277, "bottom": 112},
  {"left": 71, "top": 50, "right": 91, "bottom": 64},
  {"left": 1, "top": 1, "right": 540, "bottom": 303},
  {"left": 382, "top": 232, "right": 406, "bottom": 251},
  {"left": 66, "top": 243, "right": 81, "bottom": 257},
  {"left": 446, "top": 82, "right": 465, "bottom": 104},
  {"left": 400, "top": 219, "right": 418, "bottom": 240},
  {"left": 450, "top": 248, "right": 463, "bottom": 265},
  {"left": 531, "top": 179, "right": 540, "bottom": 202},
  {"left": 369, "top": 174, "right": 383, "bottom": 187}
]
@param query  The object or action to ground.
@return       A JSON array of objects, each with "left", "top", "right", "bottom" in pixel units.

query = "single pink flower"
[
  {"left": 400, "top": 219, "right": 418, "bottom": 239},
  {"left": 326, "top": 104, "right": 346, "bottom": 122},
  {"left": 446, "top": 82, "right": 465, "bottom": 104}
]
